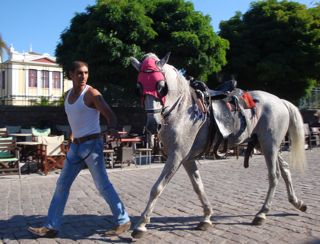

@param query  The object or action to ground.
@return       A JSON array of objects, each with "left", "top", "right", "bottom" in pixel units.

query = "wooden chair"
[
  {"left": 38, "top": 135, "right": 66, "bottom": 175},
  {"left": 134, "top": 147, "right": 152, "bottom": 165},
  {"left": 111, "top": 140, "right": 135, "bottom": 168},
  {"left": 304, "top": 123, "right": 312, "bottom": 150},
  {"left": 151, "top": 134, "right": 165, "bottom": 163},
  {"left": 103, "top": 137, "right": 115, "bottom": 168},
  {"left": 0, "top": 137, "right": 20, "bottom": 178},
  {"left": 5, "top": 125, "right": 21, "bottom": 134},
  {"left": 20, "top": 128, "right": 33, "bottom": 141},
  {"left": 281, "top": 133, "right": 290, "bottom": 151},
  {"left": 56, "top": 125, "right": 71, "bottom": 140},
  {"left": 134, "top": 134, "right": 152, "bottom": 166},
  {"left": 120, "top": 145, "right": 136, "bottom": 167},
  {"left": 31, "top": 127, "right": 51, "bottom": 142},
  {"left": 310, "top": 127, "right": 320, "bottom": 147},
  {"left": 122, "top": 125, "right": 132, "bottom": 134},
  {"left": 0, "top": 128, "right": 8, "bottom": 138}
]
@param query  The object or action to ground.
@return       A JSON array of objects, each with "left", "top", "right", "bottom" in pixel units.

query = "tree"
[
  {"left": 55, "top": 0, "right": 228, "bottom": 105},
  {"left": 0, "top": 34, "right": 9, "bottom": 62},
  {"left": 219, "top": 0, "right": 320, "bottom": 103}
]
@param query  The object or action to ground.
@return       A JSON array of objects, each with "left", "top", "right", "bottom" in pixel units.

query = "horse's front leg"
[
  {"left": 131, "top": 157, "right": 182, "bottom": 239},
  {"left": 183, "top": 160, "right": 213, "bottom": 230}
]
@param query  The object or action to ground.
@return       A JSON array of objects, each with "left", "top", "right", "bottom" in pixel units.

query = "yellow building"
[{"left": 0, "top": 45, "right": 72, "bottom": 106}]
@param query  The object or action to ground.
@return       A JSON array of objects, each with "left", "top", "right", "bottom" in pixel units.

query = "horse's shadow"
[
  {"left": 0, "top": 212, "right": 300, "bottom": 241},
  {"left": 147, "top": 212, "right": 300, "bottom": 231},
  {"left": 212, "top": 212, "right": 299, "bottom": 226}
]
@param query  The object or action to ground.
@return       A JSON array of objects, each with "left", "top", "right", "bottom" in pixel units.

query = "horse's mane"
[
  {"left": 163, "top": 63, "right": 189, "bottom": 94},
  {"left": 142, "top": 53, "right": 159, "bottom": 61}
]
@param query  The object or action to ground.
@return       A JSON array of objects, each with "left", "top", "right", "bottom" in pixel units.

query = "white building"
[{"left": 0, "top": 45, "right": 72, "bottom": 105}]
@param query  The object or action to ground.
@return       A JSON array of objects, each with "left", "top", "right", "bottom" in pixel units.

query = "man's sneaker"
[
  {"left": 28, "top": 226, "right": 58, "bottom": 238},
  {"left": 104, "top": 221, "right": 131, "bottom": 237}
]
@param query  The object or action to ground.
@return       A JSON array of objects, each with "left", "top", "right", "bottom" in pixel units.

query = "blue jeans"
[{"left": 45, "top": 138, "right": 130, "bottom": 231}]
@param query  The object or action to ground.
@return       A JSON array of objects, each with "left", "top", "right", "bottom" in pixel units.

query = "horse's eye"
[
  {"left": 156, "top": 80, "right": 168, "bottom": 98},
  {"left": 136, "top": 82, "right": 143, "bottom": 97}
]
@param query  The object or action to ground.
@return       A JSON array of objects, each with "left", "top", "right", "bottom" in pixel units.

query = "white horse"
[{"left": 130, "top": 53, "right": 307, "bottom": 238}]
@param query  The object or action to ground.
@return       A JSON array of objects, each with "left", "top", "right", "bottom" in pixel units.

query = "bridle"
[
  {"left": 135, "top": 56, "right": 183, "bottom": 118},
  {"left": 136, "top": 57, "right": 168, "bottom": 114}
]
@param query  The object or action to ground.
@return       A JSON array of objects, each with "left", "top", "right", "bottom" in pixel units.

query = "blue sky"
[{"left": 0, "top": 0, "right": 315, "bottom": 59}]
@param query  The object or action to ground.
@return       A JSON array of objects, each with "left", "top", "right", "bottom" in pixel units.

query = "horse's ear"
[
  {"left": 158, "top": 52, "right": 171, "bottom": 68},
  {"left": 130, "top": 57, "right": 141, "bottom": 71}
]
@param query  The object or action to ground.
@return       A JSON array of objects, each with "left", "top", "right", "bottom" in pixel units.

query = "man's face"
[{"left": 70, "top": 65, "right": 89, "bottom": 86}]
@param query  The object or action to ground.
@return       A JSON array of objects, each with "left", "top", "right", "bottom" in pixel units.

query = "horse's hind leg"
[
  {"left": 253, "top": 150, "right": 281, "bottom": 225},
  {"left": 183, "top": 160, "right": 213, "bottom": 230},
  {"left": 131, "top": 159, "right": 182, "bottom": 239},
  {"left": 278, "top": 154, "right": 307, "bottom": 212}
]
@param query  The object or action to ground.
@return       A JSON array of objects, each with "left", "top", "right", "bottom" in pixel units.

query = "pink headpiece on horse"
[{"left": 138, "top": 57, "right": 166, "bottom": 105}]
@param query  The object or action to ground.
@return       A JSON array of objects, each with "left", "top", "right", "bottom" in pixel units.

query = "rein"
[
  {"left": 161, "top": 95, "right": 183, "bottom": 119},
  {"left": 145, "top": 108, "right": 163, "bottom": 114}
]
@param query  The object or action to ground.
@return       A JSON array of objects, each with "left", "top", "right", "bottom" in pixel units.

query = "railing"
[{"left": 299, "top": 87, "right": 320, "bottom": 109}]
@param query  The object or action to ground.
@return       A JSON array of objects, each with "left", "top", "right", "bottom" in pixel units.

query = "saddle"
[
  {"left": 190, "top": 79, "right": 255, "bottom": 120},
  {"left": 189, "top": 79, "right": 257, "bottom": 166}
]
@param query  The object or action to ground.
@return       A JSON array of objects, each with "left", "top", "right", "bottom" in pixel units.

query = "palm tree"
[{"left": 0, "top": 34, "right": 9, "bottom": 62}]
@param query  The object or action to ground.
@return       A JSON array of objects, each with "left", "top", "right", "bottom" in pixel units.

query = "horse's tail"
[{"left": 282, "top": 99, "right": 307, "bottom": 172}]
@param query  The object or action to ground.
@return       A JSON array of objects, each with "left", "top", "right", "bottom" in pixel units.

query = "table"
[
  {"left": 16, "top": 141, "right": 42, "bottom": 146},
  {"left": 119, "top": 137, "right": 142, "bottom": 143},
  {"left": 106, "top": 137, "right": 143, "bottom": 167},
  {"left": 118, "top": 131, "right": 128, "bottom": 137},
  {"left": 135, "top": 148, "right": 152, "bottom": 165},
  {"left": 16, "top": 141, "right": 43, "bottom": 173},
  {"left": 9, "top": 133, "right": 33, "bottom": 142}
]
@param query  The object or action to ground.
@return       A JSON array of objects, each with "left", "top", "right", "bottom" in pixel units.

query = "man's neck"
[{"left": 72, "top": 84, "right": 86, "bottom": 95}]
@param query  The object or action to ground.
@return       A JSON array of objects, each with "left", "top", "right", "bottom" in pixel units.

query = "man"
[{"left": 28, "top": 61, "right": 131, "bottom": 238}]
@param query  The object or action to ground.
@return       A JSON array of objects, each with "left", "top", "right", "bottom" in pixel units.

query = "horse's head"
[{"left": 130, "top": 52, "right": 187, "bottom": 134}]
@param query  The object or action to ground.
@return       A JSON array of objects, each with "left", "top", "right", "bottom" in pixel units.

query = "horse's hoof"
[
  {"left": 299, "top": 203, "right": 307, "bottom": 212},
  {"left": 252, "top": 216, "right": 265, "bottom": 226},
  {"left": 195, "top": 222, "right": 212, "bottom": 231},
  {"left": 131, "top": 229, "right": 146, "bottom": 239}
]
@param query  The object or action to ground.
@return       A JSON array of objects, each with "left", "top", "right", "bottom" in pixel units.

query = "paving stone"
[{"left": 0, "top": 149, "right": 319, "bottom": 243}]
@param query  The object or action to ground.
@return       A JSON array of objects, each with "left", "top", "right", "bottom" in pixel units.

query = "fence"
[{"left": 299, "top": 87, "right": 320, "bottom": 109}]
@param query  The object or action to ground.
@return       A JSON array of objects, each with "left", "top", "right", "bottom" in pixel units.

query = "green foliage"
[
  {"left": 0, "top": 34, "right": 9, "bottom": 61},
  {"left": 33, "top": 96, "right": 64, "bottom": 106},
  {"left": 55, "top": 0, "right": 228, "bottom": 106},
  {"left": 219, "top": 0, "right": 320, "bottom": 103}
]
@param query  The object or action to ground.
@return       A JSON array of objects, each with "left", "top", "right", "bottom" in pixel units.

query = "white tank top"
[{"left": 64, "top": 85, "right": 101, "bottom": 138}]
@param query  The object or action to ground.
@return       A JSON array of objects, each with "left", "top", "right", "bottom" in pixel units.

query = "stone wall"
[{"left": 1, "top": 106, "right": 319, "bottom": 134}]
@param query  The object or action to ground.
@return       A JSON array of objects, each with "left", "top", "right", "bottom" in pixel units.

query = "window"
[
  {"left": 0, "top": 71, "right": 5, "bottom": 89},
  {"left": 52, "top": 71, "right": 61, "bottom": 89},
  {"left": 42, "top": 70, "right": 49, "bottom": 88},
  {"left": 29, "top": 69, "right": 37, "bottom": 87}
]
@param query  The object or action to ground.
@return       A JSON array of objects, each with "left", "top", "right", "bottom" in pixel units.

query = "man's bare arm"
[{"left": 88, "top": 88, "right": 118, "bottom": 129}]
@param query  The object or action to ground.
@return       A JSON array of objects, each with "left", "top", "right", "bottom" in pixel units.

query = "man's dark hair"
[{"left": 69, "top": 61, "right": 88, "bottom": 72}]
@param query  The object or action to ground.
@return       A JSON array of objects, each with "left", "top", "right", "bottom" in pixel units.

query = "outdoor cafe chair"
[
  {"left": 106, "top": 138, "right": 136, "bottom": 168},
  {"left": 37, "top": 135, "right": 66, "bottom": 175},
  {"left": 56, "top": 125, "right": 71, "bottom": 140},
  {"left": 310, "top": 127, "right": 320, "bottom": 147},
  {"left": 0, "top": 137, "right": 21, "bottom": 178},
  {"left": 0, "top": 128, "right": 8, "bottom": 138},
  {"left": 31, "top": 127, "right": 51, "bottom": 142},
  {"left": 20, "top": 128, "right": 33, "bottom": 141},
  {"left": 5, "top": 125, "right": 21, "bottom": 134}
]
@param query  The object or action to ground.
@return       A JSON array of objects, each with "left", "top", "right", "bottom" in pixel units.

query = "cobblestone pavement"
[{"left": 0, "top": 148, "right": 320, "bottom": 244}]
